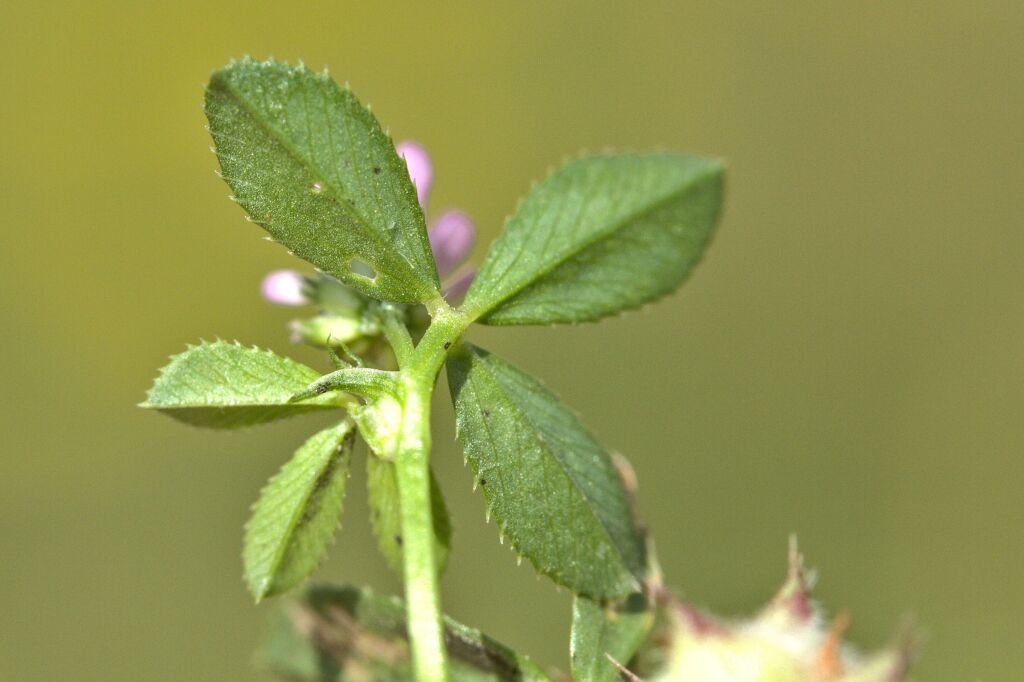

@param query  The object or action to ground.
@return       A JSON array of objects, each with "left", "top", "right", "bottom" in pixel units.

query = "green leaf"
[
  {"left": 290, "top": 366, "right": 399, "bottom": 404},
  {"left": 570, "top": 593, "right": 653, "bottom": 682},
  {"left": 464, "top": 153, "right": 723, "bottom": 324},
  {"left": 447, "top": 344, "right": 647, "bottom": 600},
  {"left": 244, "top": 422, "right": 355, "bottom": 601},
  {"left": 366, "top": 454, "right": 452, "bottom": 576},
  {"left": 261, "top": 584, "right": 550, "bottom": 681},
  {"left": 141, "top": 340, "right": 345, "bottom": 428},
  {"left": 206, "top": 58, "right": 440, "bottom": 304}
]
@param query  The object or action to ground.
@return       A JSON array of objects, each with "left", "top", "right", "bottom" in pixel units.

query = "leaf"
[
  {"left": 206, "top": 58, "right": 440, "bottom": 304},
  {"left": 464, "top": 153, "right": 723, "bottom": 324},
  {"left": 261, "top": 584, "right": 550, "bottom": 681},
  {"left": 141, "top": 340, "right": 345, "bottom": 428},
  {"left": 366, "top": 454, "right": 452, "bottom": 576},
  {"left": 290, "top": 366, "right": 399, "bottom": 404},
  {"left": 244, "top": 422, "right": 355, "bottom": 601},
  {"left": 447, "top": 343, "right": 647, "bottom": 600},
  {"left": 570, "top": 593, "right": 653, "bottom": 682}
]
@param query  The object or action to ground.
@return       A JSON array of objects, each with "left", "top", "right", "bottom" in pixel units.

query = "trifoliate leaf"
[
  {"left": 206, "top": 58, "right": 440, "bottom": 304},
  {"left": 366, "top": 454, "right": 452, "bottom": 576},
  {"left": 244, "top": 422, "right": 355, "bottom": 601},
  {"left": 447, "top": 343, "right": 647, "bottom": 600},
  {"left": 261, "top": 584, "right": 550, "bottom": 681},
  {"left": 570, "top": 593, "right": 653, "bottom": 682},
  {"left": 464, "top": 153, "right": 723, "bottom": 324},
  {"left": 141, "top": 340, "right": 345, "bottom": 428}
]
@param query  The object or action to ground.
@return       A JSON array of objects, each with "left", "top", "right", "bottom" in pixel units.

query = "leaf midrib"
[
  {"left": 467, "top": 350, "right": 635, "bottom": 585},
  {"left": 142, "top": 399, "right": 339, "bottom": 409},
  {"left": 211, "top": 74, "right": 408, "bottom": 276},
  {"left": 471, "top": 160, "right": 720, "bottom": 320},
  {"left": 259, "top": 423, "right": 350, "bottom": 596}
]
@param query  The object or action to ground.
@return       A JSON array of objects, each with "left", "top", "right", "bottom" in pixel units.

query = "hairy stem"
[
  {"left": 394, "top": 380, "right": 446, "bottom": 681},
  {"left": 378, "top": 302, "right": 416, "bottom": 367},
  {"left": 393, "top": 298, "right": 470, "bottom": 682}
]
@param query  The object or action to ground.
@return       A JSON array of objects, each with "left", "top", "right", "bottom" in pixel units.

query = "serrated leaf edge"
[
  {"left": 466, "top": 153, "right": 725, "bottom": 325},
  {"left": 244, "top": 420, "right": 356, "bottom": 601},
  {"left": 452, "top": 347, "right": 642, "bottom": 600},
  {"left": 139, "top": 338, "right": 344, "bottom": 410},
  {"left": 206, "top": 58, "right": 440, "bottom": 301}
]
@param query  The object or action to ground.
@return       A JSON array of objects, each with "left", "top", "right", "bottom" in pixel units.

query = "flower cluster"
[
  {"left": 633, "top": 541, "right": 914, "bottom": 682},
  {"left": 394, "top": 141, "right": 476, "bottom": 301}
]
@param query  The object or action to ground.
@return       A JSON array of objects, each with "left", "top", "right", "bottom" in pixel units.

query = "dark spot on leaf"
[
  {"left": 315, "top": 384, "right": 328, "bottom": 394},
  {"left": 479, "top": 479, "right": 486, "bottom": 486},
  {"left": 443, "top": 342, "right": 451, "bottom": 349},
  {"left": 394, "top": 534, "right": 403, "bottom": 547},
  {"left": 373, "top": 166, "right": 381, "bottom": 174},
  {"left": 482, "top": 410, "right": 491, "bottom": 418}
]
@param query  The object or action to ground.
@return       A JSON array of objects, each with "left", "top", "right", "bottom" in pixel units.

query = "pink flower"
[
  {"left": 260, "top": 270, "right": 307, "bottom": 306},
  {"left": 429, "top": 211, "right": 475, "bottom": 279},
  {"left": 442, "top": 268, "right": 476, "bottom": 303},
  {"left": 397, "top": 141, "right": 476, "bottom": 301},
  {"left": 396, "top": 141, "right": 434, "bottom": 209}
]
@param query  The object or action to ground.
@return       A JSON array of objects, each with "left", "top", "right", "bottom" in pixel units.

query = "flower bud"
[
  {"left": 304, "top": 275, "right": 364, "bottom": 316},
  {"left": 261, "top": 270, "right": 307, "bottom": 306},
  {"left": 288, "top": 315, "right": 369, "bottom": 348},
  {"left": 429, "top": 211, "right": 476, "bottom": 278},
  {"left": 443, "top": 268, "right": 476, "bottom": 304},
  {"left": 396, "top": 141, "right": 433, "bottom": 210}
]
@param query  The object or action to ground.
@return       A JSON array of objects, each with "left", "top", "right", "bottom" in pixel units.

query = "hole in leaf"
[{"left": 349, "top": 259, "right": 377, "bottom": 281}]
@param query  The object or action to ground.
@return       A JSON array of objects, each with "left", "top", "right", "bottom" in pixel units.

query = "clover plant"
[{"left": 143, "top": 58, "right": 914, "bottom": 682}]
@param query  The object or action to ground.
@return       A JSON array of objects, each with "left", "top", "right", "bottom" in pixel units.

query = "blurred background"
[{"left": 2, "top": 2, "right": 1021, "bottom": 679}]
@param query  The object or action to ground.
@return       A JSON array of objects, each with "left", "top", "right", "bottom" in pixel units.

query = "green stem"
[
  {"left": 392, "top": 298, "right": 470, "bottom": 682},
  {"left": 394, "top": 379, "right": 446, "bottom": 681},
  {"left": 377, "top": 302, "right": 416, "bottom": 367}
]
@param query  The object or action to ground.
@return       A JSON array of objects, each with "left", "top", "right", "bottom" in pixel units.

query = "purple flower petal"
[
  {"left": 429, "top": 211, "right": 476, "bottom": 278},
  {"left": 396, "top": 141, "right": 433, "bottom": 210},
  {"left": 261, "top": 270, "right": 307, "bottom": 306},
  {"left": 443, "top": 268, "right": 476, "bottom": 304}
]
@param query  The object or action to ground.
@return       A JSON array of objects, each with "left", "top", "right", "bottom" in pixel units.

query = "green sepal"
[
  {"left": 447, "top": 343, "right": 647, "bottom": 600},
  {"left": 464, "top": 153, "right": 723, "bottom": 324},
  {"left": 243, "top": 421, "right": 355, "bottom": 601},
  {"left": 206, "top": 58, "right": 440, "bottom": 304},
  {"left": 261, "top": 584, "right": 550, "bottom": 681},
  {"left": 366, "top": 454, "right": 452, "bottom": 576},
  {"left": 140, "top": 340, "right": 345, "bottom": 428}
]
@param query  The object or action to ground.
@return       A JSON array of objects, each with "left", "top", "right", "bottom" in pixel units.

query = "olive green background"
[{"left": 2, "top": 2, "right": 1021, "bottom": 680}]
